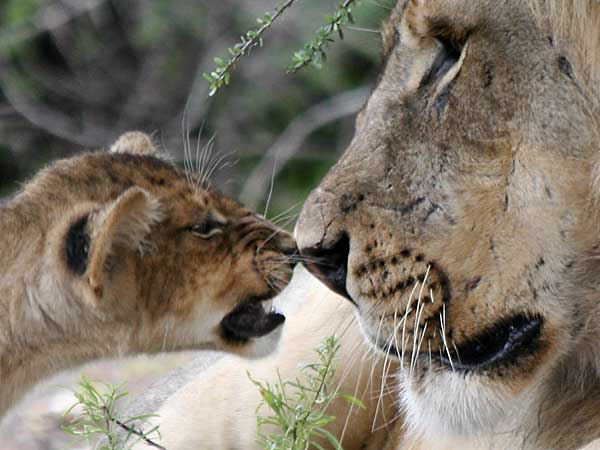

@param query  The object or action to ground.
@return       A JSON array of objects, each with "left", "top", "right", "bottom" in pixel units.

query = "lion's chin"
[{"left": 397, "top": 368, "right": 532, "bottom": 438}]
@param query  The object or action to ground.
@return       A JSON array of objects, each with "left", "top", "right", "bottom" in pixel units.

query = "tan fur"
[
  {"left": 295, "top": 0, "right": 600, "bottom": 449},
  {"left": 99, "top": 1, "right": 600, "bottom": 450},
  {"left": 110, "top": 131, "right": 160, "bottom": 156},
  {"left": 527, "top": 0, "right": 600, "bottom": 99},
  {"left": 0, "top": 132, "right": 295, "bottom": 417}
]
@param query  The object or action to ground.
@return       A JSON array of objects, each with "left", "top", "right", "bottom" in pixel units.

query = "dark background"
[{"left": 0, "top": 0, "right": 391, "bottom": 218}]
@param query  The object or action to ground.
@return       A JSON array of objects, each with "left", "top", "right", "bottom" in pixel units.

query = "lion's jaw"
[{"left": 399, "top": 368, "right": 532, "bottom": 436}]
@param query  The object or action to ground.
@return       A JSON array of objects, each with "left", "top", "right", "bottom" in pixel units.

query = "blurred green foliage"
[{"left": 0, "top": 0, "right": 392, "bottom": 224}]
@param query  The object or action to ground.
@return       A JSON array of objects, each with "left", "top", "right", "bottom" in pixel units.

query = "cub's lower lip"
[{"left": 220, "top": 297, "right": 285, "bottom": 343}]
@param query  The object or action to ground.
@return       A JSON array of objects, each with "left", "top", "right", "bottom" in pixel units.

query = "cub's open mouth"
[{"left": 220, "top": 297, "right": 285, "bottom": 343}]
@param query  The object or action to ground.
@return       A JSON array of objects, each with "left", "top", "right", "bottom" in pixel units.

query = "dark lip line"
[
  {"left": 369, "top": 314, "right": 544, "bottom": 373},
  {"left": 440, "top": 315, "right": 543, "bottom": 372},
  {"left": 222, "top": 294, "right": 279, "bottom": 320}
]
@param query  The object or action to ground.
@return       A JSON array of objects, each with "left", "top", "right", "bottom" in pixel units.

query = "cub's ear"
[
  {"left": 110, "top": 131, "right": 160, "bottom": 157},
  {"left": 86, "top": 187, "right": 163, "bottom": 299}
]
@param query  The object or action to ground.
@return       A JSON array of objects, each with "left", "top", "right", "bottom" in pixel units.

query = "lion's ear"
[
  {"left": 110, "top": 131, "right": 160, "bottom": 157},
  {"left": 86, "top": 187, "right": 163, "bottom": 299}
]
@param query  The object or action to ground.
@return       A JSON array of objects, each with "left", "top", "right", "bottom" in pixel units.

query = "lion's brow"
[{"left": 381, "top": 1, "right": 409, "bottom": 56}]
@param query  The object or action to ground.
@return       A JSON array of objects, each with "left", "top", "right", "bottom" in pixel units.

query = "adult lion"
[{"left": 122, "top": 1, "right": 600, "bottom": 449}]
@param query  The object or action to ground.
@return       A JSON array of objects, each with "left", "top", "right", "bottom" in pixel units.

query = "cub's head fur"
[
  {"left": 5, "top": 132, "right": 296, "bottom": 359},
  {"left": 297, "top": 0, "right": 600, "bottom": 448}
]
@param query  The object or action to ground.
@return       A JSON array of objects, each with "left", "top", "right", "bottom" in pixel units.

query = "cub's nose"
[
  {"left": 299, "top": 234, "right": 353, "bottom": 303},
  {"left": 272, "top": 231, "right": 298, "bottom": 258}
]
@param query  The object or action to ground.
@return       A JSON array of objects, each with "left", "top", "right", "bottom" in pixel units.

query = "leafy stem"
[
  {"left": 63, "top": 377, "right": 164, "bottom": 450},
  {"left": 250, "top": 335, "right": 366, "bottom": 450},
  {"left": 288, "top": 0, "right": 360, "bottom": 73},
  {"left": 204, "top": 0, "right": 364, "bottom": 95},
  {"left": 203, "top": 0, "right": 298, "bottom": 96},
  {"left": 107, "top": 410, "right": 166, "bottom": 450}
]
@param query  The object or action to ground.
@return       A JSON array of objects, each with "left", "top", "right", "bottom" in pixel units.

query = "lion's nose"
[
  {"left": 295, "top": 185, "right": 353, "bottom": 301},
  {"left": 298, "top": 234, "right": 354, "bottom": 304}
]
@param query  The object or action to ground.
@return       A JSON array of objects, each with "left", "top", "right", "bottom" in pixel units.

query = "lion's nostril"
[{"left": 299, "top": 234, "right": 353, "bottom": 304}]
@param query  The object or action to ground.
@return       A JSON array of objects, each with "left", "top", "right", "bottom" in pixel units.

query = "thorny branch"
[{"left": 203, "top": 0, "right": 299, "bottom": 96}]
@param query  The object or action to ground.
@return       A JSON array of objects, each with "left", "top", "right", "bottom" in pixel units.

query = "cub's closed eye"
[{"left": 187, "top": 220, "right": 225, "bottom": 239}]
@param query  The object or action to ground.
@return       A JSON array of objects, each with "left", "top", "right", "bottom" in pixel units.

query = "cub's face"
[
  {"left": 297, "top": 0, "right": 599, "bottom": 436},
  {"left": 28, "top": 133, "right": 296, "bottom": 358}
]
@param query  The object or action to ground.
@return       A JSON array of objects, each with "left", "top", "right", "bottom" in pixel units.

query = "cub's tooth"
[{"left": 262, "top": 299, "right": 273, "bottom": 314}]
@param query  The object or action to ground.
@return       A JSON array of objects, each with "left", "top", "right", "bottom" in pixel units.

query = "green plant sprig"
[
  {"left": 203, "top": 0, "right": 298, "bottom": 96},
  {"left": 63, "top": 377, "right": 165, "bottom": 450},
  {"left": 204, "top": 0, "right": 363, "bottom": 96},
  {"left": 288, "top": 0, "right": 360, "bottom": 73},
  {"left": 249, "top": 335, "right": 366, "bottom": 450}
]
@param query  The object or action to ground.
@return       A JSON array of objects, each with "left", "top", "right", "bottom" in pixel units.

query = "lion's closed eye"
[
  {"left": 421, "top": 36, "right": 463, "bottom": 86},
  {"left": 384, "top": 7, "right": 470, "bottom": 100},
  {"left": 418, "top": 19, "right": 470, "bottom": 97}
]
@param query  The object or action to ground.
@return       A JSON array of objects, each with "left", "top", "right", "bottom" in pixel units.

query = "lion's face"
[
  {"left": 297, "top": 0, "right": 599, "bottom": 437},
  {"left": 27, "top": 133, "right": 296, "bottom": 359}
]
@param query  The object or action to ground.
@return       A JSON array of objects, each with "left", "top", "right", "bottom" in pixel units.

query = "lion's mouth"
[
  {"left": 438, "top": 314, "right": 543, "bottom": 372},
  {"left": 372, "top": 313, "right": 544, "bottom": 372},
  {"left": 220, "top": 297, "right": 285, "bottom": 343}
]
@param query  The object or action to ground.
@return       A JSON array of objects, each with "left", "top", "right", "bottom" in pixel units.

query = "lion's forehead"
[{"left": 383, "top": 0, "right": 600, "bottom": 96}]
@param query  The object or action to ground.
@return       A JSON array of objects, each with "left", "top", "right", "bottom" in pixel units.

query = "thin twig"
[
  {"left": 204, "top": 0, "right": 299, "bottom": 95},
  {"left": 105, "top": 408, "right": 167, "bottom": 450},
  {"left": 240, "top": 85, "right": 370, "bottom": 208},
  {"left": 288, "top": 0, "right": 360, "bottom": 72}
]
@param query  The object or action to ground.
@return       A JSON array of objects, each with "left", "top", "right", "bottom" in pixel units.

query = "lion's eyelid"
[{"left": 433, "top": 40, "right": 469, "bottom": 97}]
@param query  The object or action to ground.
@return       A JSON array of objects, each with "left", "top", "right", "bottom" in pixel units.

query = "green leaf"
[
  {"left": 340, "top": 395, "right": 367, "bottom": 410},
  {"left": 314, "top": 427, "right": 344, "bottom": 450},
  {"left": 310, "top": 440, "right": 328, "bottom": 450}
]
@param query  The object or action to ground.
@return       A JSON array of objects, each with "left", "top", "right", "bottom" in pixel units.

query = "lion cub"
[{"left": 0, "top": 132, "right": 296, "bottom": 416}]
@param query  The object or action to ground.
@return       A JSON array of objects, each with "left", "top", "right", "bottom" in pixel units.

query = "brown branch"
[
  {"left": 206, "top": 0, "right": 299, "bottom": 95},
  {"left": 0, "top": 67, "right": 112, "bottom": 147},
  {"left": 102, "top": 406, "right": 167, "bottom": 450}
]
